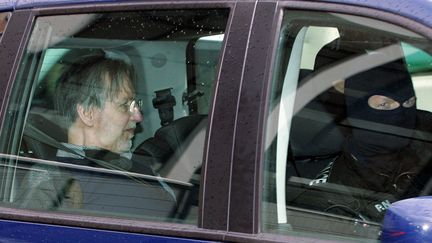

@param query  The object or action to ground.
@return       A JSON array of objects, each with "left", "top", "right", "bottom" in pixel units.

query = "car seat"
[
  {"left": 133, "top": 114, "right": 207, "bottom": 220},
  {"left": 134, "top": 114, "right": 207, "bottom": 178},
  {"left": 22, "top": 109, "right": 68, "bottom": 159},
  {"left": 286, "top": 38, "right": 350, "bottom": 178}
]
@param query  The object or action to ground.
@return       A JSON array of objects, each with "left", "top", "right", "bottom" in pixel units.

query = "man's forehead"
[
  {"left": 103, "top": 74, "right": 135, "bottom": 100},
  {"left": 116, "top": 85, "right": 135, "bottom": 100}
]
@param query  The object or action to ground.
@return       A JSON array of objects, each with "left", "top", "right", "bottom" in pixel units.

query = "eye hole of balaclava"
[
  {"left": 367, "top": 95, "right": 416, "bottom": 111},
  {"left": 368, "top": 95, "right": 400, "bottom": 110},
  {"left": 344, "top": 57, "right": 416, "bottom": 157}
]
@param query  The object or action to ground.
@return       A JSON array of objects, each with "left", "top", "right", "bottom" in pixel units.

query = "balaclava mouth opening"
[{"left": 344, "top": 56, "right": 416, "bottom": 161}]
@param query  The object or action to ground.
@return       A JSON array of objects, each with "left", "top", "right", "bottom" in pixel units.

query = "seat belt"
[
  {"left": 23, "top": 123, "right": 178, "bottom": 202},
  {"left": 276, "top": 27, "right": 308, "bottom": 224},
  {"left": 24, "top": 123, "right": 126, "bottom": 172}
]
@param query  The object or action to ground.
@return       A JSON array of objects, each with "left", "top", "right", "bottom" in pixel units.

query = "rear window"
[
  {"left": 263, "top": 10, "right": 432, "bottom": 241},
  {"left": 0, "top": 8, "right": 229, "bottom": 225}
]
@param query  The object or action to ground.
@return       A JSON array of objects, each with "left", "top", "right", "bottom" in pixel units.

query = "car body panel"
[
  {"left": 0, "top": 0, "right": 431, "bottom": 242},
  {"left": 381, "top": 197, "right": 432, "bottom": 242},
  {"left": 0, "top": 219, "right": 215, "bottom": 243},
  {"left": 0, "top": 1, "right": 12, "bottom": 11},
  {"left": 0, "top": 0, "right": 430, "bottom": 29},
  {"left": 323, "top": 0, "right": 432, "bottom": 28}
]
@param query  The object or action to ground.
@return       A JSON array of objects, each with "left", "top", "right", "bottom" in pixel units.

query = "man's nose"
[{"left": 130, "top": 108, "right": 143, "bottom": 122}]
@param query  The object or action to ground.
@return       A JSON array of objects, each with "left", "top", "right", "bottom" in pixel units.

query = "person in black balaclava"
[{"left": 321, "top": 58, "right": 421, "bottom": 221}]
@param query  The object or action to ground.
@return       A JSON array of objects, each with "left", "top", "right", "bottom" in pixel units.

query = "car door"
[
  {"left": 0, "top": 0, "right": 253, "bottom": 241},
  {"left": 233, "top": 0, "right": 432, "bottom": 242},
  {"left": 0, "top": 0, "right": 431, "bottom": 242}
]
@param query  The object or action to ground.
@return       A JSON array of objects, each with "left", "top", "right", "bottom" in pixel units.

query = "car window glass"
[
  {"left": 0, "top": 9, "right": 229, "bottom": 224},
  {"left": 263, "top": 10, "right": 432, "bottom": 241},
  {"left": 0, "top": 12, "right": 10, "bottom": 42}
]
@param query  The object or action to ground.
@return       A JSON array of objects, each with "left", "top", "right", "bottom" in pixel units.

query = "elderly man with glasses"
[
  {"left": 17, "top": 55, "right": 176, "bottom": 215},
  {"left": 54, "top": 55, "right": 144, "bottom": 166}
]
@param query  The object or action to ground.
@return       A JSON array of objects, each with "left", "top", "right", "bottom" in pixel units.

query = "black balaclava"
[{"left": 344, "top": 58, "right": 416, "bottom": 162}]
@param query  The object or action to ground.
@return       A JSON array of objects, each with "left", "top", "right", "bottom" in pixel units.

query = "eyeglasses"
[
  {"left": 118, "top": 99, "right": 143, "bottom": 114},
  {"left": 129, "top": 99, "right": 143, "bottom": 114}
]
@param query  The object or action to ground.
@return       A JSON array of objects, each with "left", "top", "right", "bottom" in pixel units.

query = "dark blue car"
[{"left": 0, "top": 0, "right": 431, "bottom": 242}]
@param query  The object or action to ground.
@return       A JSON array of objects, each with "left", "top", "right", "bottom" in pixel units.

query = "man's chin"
[{"left": 116, "top": 139, "right": 133, "bottom": 154}]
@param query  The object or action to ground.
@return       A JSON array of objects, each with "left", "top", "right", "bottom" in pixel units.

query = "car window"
[
  {"left": 0, "top": 9, "right": 229, "bottom": 224},
  {"left": 263, "top": 10, "right": 432, "bottom": 241},
  {"left": 0, "top": 12, "right": 10, "bottom": 42}
]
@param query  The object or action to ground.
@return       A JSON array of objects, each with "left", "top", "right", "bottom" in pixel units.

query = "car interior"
[
  {"left": 263, "top": 11, "right": 432, "bottom": 238},
  {"left": 0, "top": 7, "right": 431, "bottom": 239},
  {"left": 0, "top": 9, "right": 229, "bottom": 223}
]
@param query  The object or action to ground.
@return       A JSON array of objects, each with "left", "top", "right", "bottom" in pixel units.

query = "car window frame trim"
[
  {"left": 0, "top": 0, "right": 246, "bottom": 241},
  {"left": 231, "top": 0, "right": 432, "bottom": 239}
]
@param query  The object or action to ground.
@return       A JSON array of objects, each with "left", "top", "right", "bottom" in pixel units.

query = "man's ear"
[{"left": 76, "top": 104, "right": 95, "bottom": 126}]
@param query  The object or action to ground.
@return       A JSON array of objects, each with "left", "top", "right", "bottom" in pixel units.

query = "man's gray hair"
[{"left": 54, "top": 55, "right": 136, "bottom": 127}]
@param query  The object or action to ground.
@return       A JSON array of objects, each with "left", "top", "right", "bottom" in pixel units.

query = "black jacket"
[
  {"left": 16, "top": 148, "right": 177, "bottom": 220},
  {"left": 291, "top": 143, "right": 421, "bottom": 222}
]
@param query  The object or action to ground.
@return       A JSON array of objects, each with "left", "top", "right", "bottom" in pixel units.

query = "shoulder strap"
[
  {"left": 24, "top": 123, "right": 125, "bottom": 171},
  {"left": 23, "top": 123, "right": 178, "bottom": 202}
]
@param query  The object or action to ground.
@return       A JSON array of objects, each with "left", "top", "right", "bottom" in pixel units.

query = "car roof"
[
  {"left": 0, "top": 0, "right": 117, "bottom": 11},
  {"left": 324, "top": 0, "right": 432, "bottom": 29},
  {"left": 0, "top": 0, "right": 431, "bottom": 28}
]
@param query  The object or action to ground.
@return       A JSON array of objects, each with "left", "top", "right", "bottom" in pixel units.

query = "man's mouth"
[
  {"left": 124, "top": 124, "right": 137, "bottom": 139},
  {"left": 125, "top": 123, "right": 136, "bottom": 133},
  {"left": 125, "top": 128, "right": 135, "bottom": 137}
]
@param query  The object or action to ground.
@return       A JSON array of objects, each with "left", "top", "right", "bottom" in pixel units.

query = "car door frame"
[
  {"left": 0, "top": 0, "right": 256, "bottom": 241},
  {"left": 1, "top": 0, "right": 431, "bottom": 242},
  {"left": 230, "top": 0, "right": 432, "bottom": 239}
]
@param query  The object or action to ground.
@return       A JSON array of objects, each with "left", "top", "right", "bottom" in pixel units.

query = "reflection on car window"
[
  {"left": 0, "top": 12, "right": 10, "bottom": 42},
  {"left": 0, "top": 9, "right": 229, "bottom": 224},
  {"left": 263, "top": 10, "right": 432, "bottom": 241}
]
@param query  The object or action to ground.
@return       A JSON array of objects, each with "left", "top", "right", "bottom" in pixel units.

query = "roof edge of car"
[
  {"left": 0, "top": 0, "right": 431, "bottom": 29},
  {"left": 322, "top": 0, "right": 432, "bottom": 28},
  {"left": 0, "top": 0, "right": 119, "bottom": 11}
]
